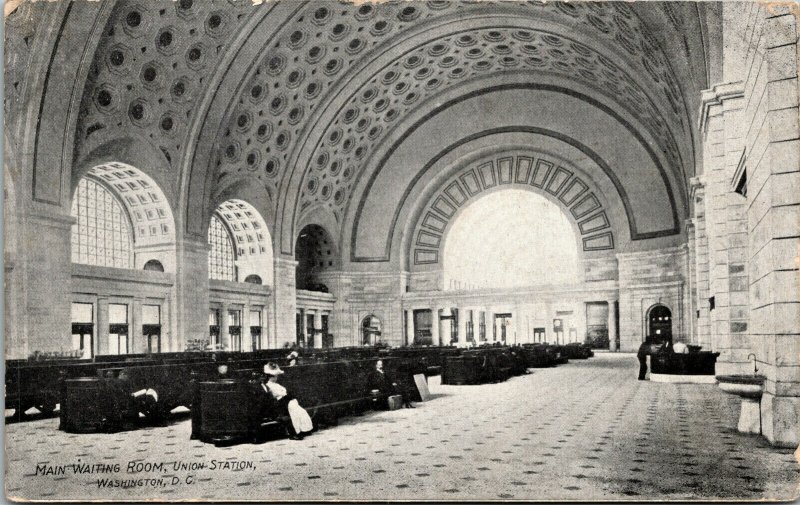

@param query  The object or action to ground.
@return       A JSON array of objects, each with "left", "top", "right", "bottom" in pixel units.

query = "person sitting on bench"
[
  {"left": 368, "top": 360, "right": 414, "bottom": 409},
  {"left": 260, "top": 363, "right": 313, "bottom": 440}
]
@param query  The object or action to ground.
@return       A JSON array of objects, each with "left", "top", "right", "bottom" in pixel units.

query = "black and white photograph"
[{"left": 2, "top": 0, "right": 799, "bottom": 501}]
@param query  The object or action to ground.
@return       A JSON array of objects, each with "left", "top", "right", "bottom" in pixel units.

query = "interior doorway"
[{"left": 648, "top": 305, "right": 673, "bottom": 344}]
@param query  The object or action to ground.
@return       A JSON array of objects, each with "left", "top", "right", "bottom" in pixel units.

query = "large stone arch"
[
  {"left": 344, "top": 81, "right": 687, "bottom": 268},
  {"left": 276, "top": 8, "right": 697, "bottom": 258},
  {"left": 18, "top": 1, "right": 113, "bottom": 211}
]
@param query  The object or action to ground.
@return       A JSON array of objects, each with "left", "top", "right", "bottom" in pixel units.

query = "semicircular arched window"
[
  {"left": 207, "top": 214, "right": 236, "bottom": 281},
  {"left": 244, "top": 274, "right": 262, "bottom": 284},
  {"left": 143, "top": 259, "right": 165, "bottom": 272},
  {"left": 70, "top": 178, "right": 134, "bottom": 268}
]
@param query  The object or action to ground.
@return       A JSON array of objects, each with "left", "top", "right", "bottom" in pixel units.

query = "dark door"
[{"left": 649, "top": 305, "right": 672, "bottom": 343}]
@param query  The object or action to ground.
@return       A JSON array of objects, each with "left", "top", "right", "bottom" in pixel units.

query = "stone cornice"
[
  {"left": 698, "top": 81, "right": 744, "bottom": 134},
  {"left": 616, "top": 245, "right": 687, "bottom": 261}
]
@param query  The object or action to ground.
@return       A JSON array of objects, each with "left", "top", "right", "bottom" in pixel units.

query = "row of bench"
[
  {"left": 59, "top": 357, "right": 420, "bottom": 443},
  {"left": 441, "top": 343, "right": 594, "bottom": 385},
  {"left": 5, "top": 343, "right": 594, "bottom": 428}
]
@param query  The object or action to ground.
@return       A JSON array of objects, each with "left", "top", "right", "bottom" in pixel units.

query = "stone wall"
[
  {"left": 318, "top": 271, "right": 406, "bottom": 347},
  {"left": 735, "top": 3, "right": 799, "bottom": 447},
  {"left": 617, "top": 247, "right": 689, "bottom": 351}
]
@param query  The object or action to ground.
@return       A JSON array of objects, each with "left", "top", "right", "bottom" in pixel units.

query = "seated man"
[{"left": 368, "top": 360, "right": 413, "bottom": 409}]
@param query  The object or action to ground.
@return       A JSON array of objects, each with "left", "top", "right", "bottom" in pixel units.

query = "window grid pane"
[
  {"left": 71, "top": 178, "right": 133, "bottom": 268},
  {"left": 208, "top": 214, "right": 235, "bottom": 281}
]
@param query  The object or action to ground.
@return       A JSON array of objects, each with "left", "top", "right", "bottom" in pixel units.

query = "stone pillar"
[
  {"left": 684, "top": 222, "right": 697, "bottom": 344},
  {"left": 161, "top": 298, "right": 172, "bottom": 352},
  {"left": 457, "top": 306, "right": 467, "bottom": 347},
  {"left": 405, "top": 309, "right": 415, "bottom": 345},
  {"left": 273, "top": 257, "right": 298, "bottom": 349},
  {"left": 175, "top": 237, "right": 210, "bottom": 350},
  {"left": 261, "top": 305, "right": 270, "bottom": 349},
  {"left": 17, "top": 209, "right": 74, "bottom": 357},
  {"left": 431, "top": 307, "right": 440, "bottom": 346},
  {"left": 745, "top": 5, "right": 800, "bottom": 447},
  {"left": 313, "top": 312, "right": 323, "bottom": 348},
  {"left": 690, "top": 177, "right": 713, "bottom": 349},
  {"left": 487, "top": 309, "right": 495, "bottom": 343},
  {"left": 132, "top": 297, "right": 145, "bottom": 353},
  {"left": 608, "top": 300, "right": 618, "bottom": 351},
  {"left": 220, "top": 302, "right": 230, "bottom": 350},
  {"left": 97, "top": 297, "right": 109, "bottom": 356},
  {"left": 699, "top": 81, "right": 748, "bottom": 374}
]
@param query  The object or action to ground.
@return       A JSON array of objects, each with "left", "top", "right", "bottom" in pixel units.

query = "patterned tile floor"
[{"left": 5, "top": 353, "right": 799, "bottom": 501}]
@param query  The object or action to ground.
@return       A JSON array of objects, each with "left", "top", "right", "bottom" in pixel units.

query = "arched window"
[
  {"left": 143, "top": 259, "right": 164, "bottom": 272},
  {"left": 443, "top": 189, "right": 579, "bottom": 290},
  {"left": 208, "top": 214, "right": 235, "bottom": 281},
  {"left": 207, "top": 199, "right": 273, "bottom": 284},
  {"left": 244, "top": 274, "right": 262, "bottom": 284},
  {"left": 70, "top": 178, "right": 133, "bottom": 268}
]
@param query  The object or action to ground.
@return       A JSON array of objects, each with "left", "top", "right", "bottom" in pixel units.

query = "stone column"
[
  {"left": 690, "top": 177, "right": 712, "bottom": 349},
  {"left": 273, "top": 257, "right": 298, "bottom": 348},
  {"left": 161, "top": 298, "right": 172, "bottom": 352},
  {"left": 457, "top": 307, "right": 467, "bottom": 347},
  {"left": 262, "top": 305, "right": 270, "bottom": 349},
  {"left": 699, "top": 81, "right": 747, "bottom": 374},
  {"left": 608, "top": 300, "right": 618, "bottom": 352},
  {"left": 431, "top": 307, "right": 440, "bottom": 346},
  {"left": 97, "top": 297, "right": 109, "bottom": 356},
  {"left": 487, "top": 309, "right": 495, "bottom": 343},
  {"left": 18, "top": 209, "right": 74, "bottom": 357},
  {"left": 132, "top": 297, "right": 145, "bottom": 353},
  {"left": 313, "top": 312, "right": 323, "bottom": 348},
  {"left": 405, "top": 309, "right": 415, "bottom": 346},
  {"left": 684, "top": 222, "right": 697, "bottom": 344},
  {"left": 175, "top": 237, "right": 210, "bottom": 350}
]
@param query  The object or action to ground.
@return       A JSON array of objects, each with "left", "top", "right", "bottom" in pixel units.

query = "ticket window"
[
  {"left": 228, "top": 309, "right": 242, "bottom": 351},
  {"left": 108, "top": 303, "right": 129, "bottom": 355},
  {"left": 250, "top": 310, "right": 262, "bottom": 350},
  {"left": 143, "top": 304, "right": 161, "bottom": 354},
  {"left": 71, "top": 302, "right": 94, "bottom": 359},
  {"left": 209, "top": 309, "right": 220, "bottom": 348}
]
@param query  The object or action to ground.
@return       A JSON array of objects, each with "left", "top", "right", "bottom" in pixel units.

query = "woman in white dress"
[{"left": 261, "top": 362, "right": 313, "bottom": 440}]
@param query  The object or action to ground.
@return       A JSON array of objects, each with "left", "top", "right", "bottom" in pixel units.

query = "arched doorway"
[
  {"left": 362, "top": 315, "right": 382, "bottom": 346},
  {"left": 648, "top": 305, "right": 672, "bottom": 344}
]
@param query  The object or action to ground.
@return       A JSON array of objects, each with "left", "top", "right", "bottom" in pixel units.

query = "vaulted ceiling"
[{"left": 5, "top": 0, "right": 714, "bottom": 262}]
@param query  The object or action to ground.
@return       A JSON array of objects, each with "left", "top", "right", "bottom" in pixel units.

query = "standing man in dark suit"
[{"left": 637, "top": 336, "right": 653, "bottom": 380}]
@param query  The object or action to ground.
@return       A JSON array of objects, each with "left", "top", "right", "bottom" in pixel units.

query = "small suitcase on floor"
[{"left": 387, "top": 395, "right": 403, "bottom": 410}]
